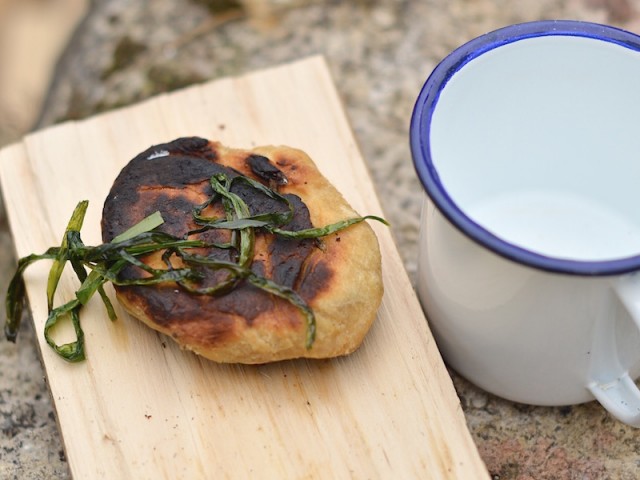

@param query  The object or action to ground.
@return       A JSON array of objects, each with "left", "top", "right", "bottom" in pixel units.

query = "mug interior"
[{"left": 412, "top": 21, "right": 640, "bottom": 274}]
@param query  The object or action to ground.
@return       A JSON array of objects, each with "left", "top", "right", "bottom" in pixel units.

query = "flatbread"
[{"left": 101, "top": 137, "right": 383, "bottom": 363}]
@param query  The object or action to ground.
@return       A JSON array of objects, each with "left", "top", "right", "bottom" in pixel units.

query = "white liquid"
[{"left": 468, "top": 191, "right": 640, "bottom": 261}]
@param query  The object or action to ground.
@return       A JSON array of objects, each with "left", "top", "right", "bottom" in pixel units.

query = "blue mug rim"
[{"left": 410, "top": 20, "right": 640, "bottom": 276}]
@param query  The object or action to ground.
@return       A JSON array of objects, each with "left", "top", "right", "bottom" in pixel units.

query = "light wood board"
[{"left": 0, "top": 56, "right": 488, "bottom": 479}]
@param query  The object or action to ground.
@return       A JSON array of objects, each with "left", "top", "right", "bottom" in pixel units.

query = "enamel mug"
[{"left": 410, "top": 20, "right": 640, "bottom": 427}]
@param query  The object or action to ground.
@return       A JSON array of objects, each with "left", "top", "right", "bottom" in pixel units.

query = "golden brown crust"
[{"left": 101, "top": 137, "right": 383, "bottom": 363}]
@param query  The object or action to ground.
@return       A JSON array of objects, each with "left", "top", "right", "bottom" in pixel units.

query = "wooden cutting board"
[{"left": 0, "top": 56, "right": 488, "bottom": 479}]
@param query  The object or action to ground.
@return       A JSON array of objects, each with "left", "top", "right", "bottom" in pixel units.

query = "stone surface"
[
  {"left": 0, "top": 0, "right": 87, "bottom": 146},
  {"left": 3, "top": 0, "right": 640, "bottom": 478}
]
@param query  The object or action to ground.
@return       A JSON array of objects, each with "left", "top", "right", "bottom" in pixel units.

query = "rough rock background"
[{"left": 2, "top": 0, "right": 640, "bottom": 478}]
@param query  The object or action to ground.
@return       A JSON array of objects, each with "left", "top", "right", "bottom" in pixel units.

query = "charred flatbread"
[{"left": 101, "top": 137, "right": 383, "bottom": 363}]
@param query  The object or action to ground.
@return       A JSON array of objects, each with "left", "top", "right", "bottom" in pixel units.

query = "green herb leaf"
[
  {"left": 44, "top": 298, "right": 85, "bottom": 362},
  {"left": 210, "top": 173, "right": 255, "bottom": 268},
  {"left": 248, "top": 273, "right": 316, "bottom": 349},
  {"left": 112, "top": 211, "right": 165, "bottom": 243},
  {"left": 198, "top": 218, "right": 270, "bottom": 230},
  {"left": 47, "top": 200, "right": 88, "bottom": 311},
  {"left": 267, "top": 215, "right": 389, "bottom": 239},
  {"left": 4, "top": 168, "right": 387, "bottom": 361},
  {"left": 76, "top": 270, "right": 108, "bottom": 305},
  {"left": 5, "top": 249, "right": 58, "bottom": 342}
]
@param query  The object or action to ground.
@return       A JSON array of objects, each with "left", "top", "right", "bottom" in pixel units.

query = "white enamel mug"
[{"left": 410, "top": 20, "right": 640, "bottom": 426}]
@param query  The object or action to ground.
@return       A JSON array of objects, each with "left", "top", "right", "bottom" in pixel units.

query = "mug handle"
[{"left": 587, "top": 277, "right": 640, "bottom": 427}]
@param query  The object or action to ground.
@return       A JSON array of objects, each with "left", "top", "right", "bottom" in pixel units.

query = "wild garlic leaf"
[
  {"left": 47, "top": 200, "right": 88, "bottom": 311},
  {"left": 4, "top": 171, "right": 387, "bottom": 361}
]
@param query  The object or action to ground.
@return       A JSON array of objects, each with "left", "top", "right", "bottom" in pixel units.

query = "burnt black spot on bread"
[
  {"left": 297, "top": 259, "right": 332, "bottom": 300},
  {"left": 120, "top": 285, "right": 239, "bottom": 346},
  {"left": 165, "top": 136, "right": 215, "bottom": 158},
  {"left": 267, "top": 195, "right": 315, "bottom": 287},
  {"left": 102, "top": 139, "right": 232, "bottom": 242},
  {"left": 230, "top": 181, "right": 291, "bottom": 219},
  {"left": 247, "top": 154, "right": 288, "bottom": 186}
]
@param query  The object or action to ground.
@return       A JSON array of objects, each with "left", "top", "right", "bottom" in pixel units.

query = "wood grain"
[{"left": 0, "top": 56, "right": 488, "bottom": 479}]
